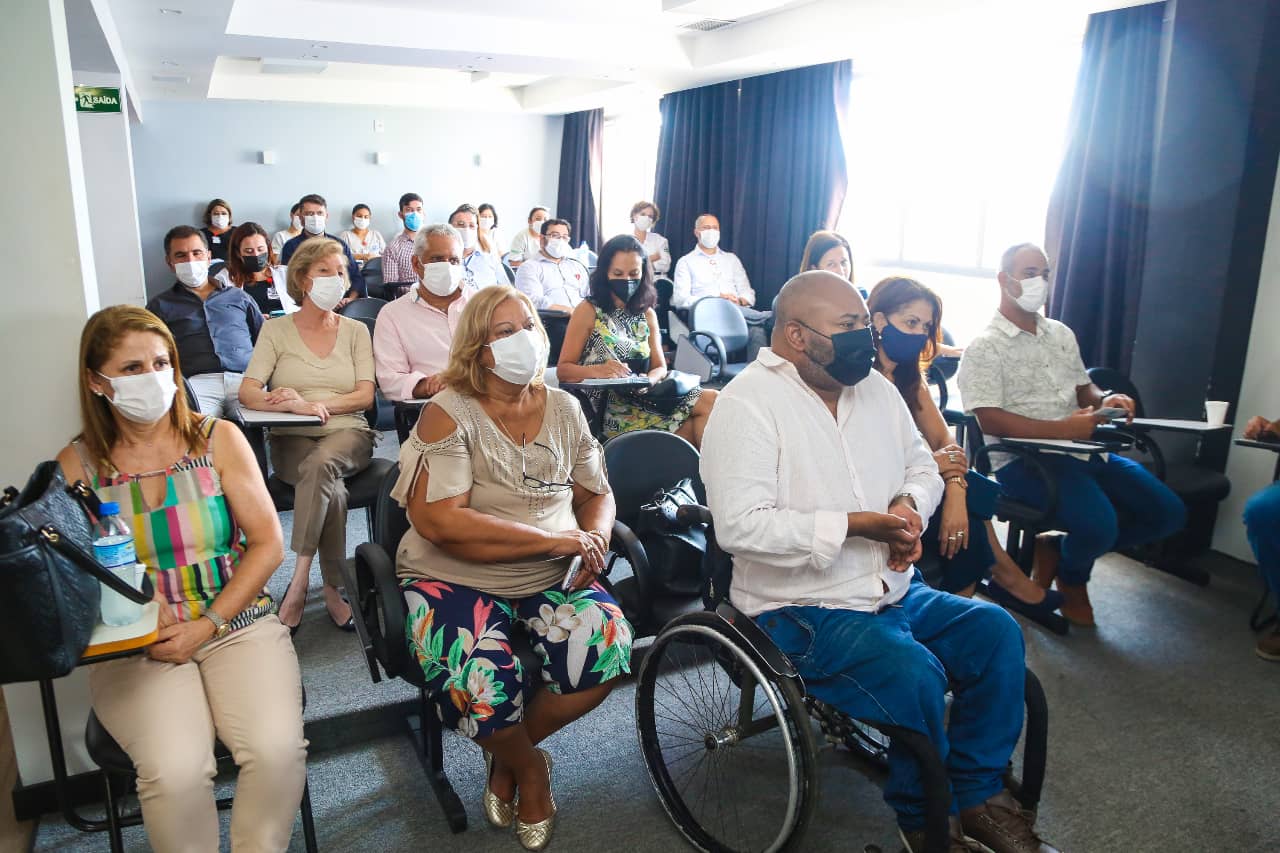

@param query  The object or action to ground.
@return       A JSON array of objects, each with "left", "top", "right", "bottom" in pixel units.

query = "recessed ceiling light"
[
  {"left": 161, "top": 60, "right": 179, "bottom": 66},
  {"left": 302, "top": 54, "right": 321, "bottom": 59},
  {"left": 310, "top": 43, "right": 328, "bottom": 49},
  {"left": 474, "top": 56, "right": 493, "bottom": 62},
  {"left": 159, "top": 7, "right": 182, "bottom": 14}
]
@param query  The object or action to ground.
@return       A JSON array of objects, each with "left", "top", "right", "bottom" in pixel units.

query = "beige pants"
[
  {"left": 88, "top": 616, "right": 307, "bottom": 853},
  {"left": 270, "top": 428, "right": 375, "bottom": 586}
]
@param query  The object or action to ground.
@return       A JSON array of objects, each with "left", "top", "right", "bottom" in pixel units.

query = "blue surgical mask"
[{"left": 404, "top": 211, "right": 423, "bottom": 232}]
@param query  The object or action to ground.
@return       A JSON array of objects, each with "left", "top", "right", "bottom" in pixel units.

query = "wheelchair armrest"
[
  {"left": 971, "top": 442, "right": 1059, "bottom": 525},
  {"left": 686, "top": 330, "right": 728, "bottom": 373},
  {"left": 712, "top": 602, "right": 799, "bottom": 681}
]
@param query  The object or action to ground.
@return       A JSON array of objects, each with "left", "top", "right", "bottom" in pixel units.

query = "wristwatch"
[
  {"left": 203, "top": 609, "right": 231, "bottom": 640},
  {"left": 893, "top": 492, "right": 917, "bottom": 510}
]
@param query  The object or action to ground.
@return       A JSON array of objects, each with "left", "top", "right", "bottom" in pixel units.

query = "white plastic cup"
[
  {"left": 1205, "top": 400, "right": 1229, "bottom": 426},
  {"left": 100, "top": 563, "right": 146, "bottom": 627}
]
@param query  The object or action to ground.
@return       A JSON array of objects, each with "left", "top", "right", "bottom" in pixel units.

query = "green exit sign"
[{"left": 74, "top": 86, "right": 121, "bottom": 113}]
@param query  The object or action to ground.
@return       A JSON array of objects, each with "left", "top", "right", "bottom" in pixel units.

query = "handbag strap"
[{"left": 38, "top": 525, "right": 152, "bottom": 604}]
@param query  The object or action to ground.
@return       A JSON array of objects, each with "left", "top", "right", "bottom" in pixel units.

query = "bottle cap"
[{"left": 99, "top": 501, "right": 120, "bottom": 516}]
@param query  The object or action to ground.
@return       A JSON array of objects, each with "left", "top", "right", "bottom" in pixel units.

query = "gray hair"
[
  {"left": 413, "top": 223, "right": 462, "bottom": 258},
  {"left": 1000, "top": 242, "right": 1044, "bottom": 275}
]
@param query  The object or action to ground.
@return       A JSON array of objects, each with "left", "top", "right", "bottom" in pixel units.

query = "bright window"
[
  {"left": 601, "top": 106, "right": 662, "bottom": 245},
  {"left": 839, "top": 41, "right": 1083, "bottom": 343}
]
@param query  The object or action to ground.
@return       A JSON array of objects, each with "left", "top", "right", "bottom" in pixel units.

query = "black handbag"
[
  {"left": 634, "top": 478, "right": 707, "bottom": 598},
  {"left": 0, "top": 461, "right": 151, "bottom": 684},
  {"left": 630, "top": 370, "right": 702, "bottom": 417}
]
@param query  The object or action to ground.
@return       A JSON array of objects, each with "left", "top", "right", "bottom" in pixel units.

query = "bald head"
[{"left": 774, "top": 271, "right": 868, "bottom": 340}]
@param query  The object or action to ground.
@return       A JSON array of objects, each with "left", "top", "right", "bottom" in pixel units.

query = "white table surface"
[
  {"left": 1129, "top": 417, "right": 1232, "bottom": 432},
  {"left": 1003, "top": 437, "right": 1112, "bottom": 453},
  {"left": 239, "top": 408, "right": 324, "bottom": 426}
]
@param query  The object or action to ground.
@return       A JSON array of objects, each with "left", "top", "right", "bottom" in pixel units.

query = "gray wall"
[{"left": 130, "top": 99, "right": 564, "bottom": 296}]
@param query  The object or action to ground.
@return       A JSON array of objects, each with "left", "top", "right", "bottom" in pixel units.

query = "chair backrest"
[
  {"left": 603, "top": 429, "right": 703, "bottom": 523},
  {"left": 654, "top": 277, "right": 674, "bottom": 334},
  {"left": 373, "top": 462, "right": 410, "bottom": 552},
  {"left": 1086, "top": 367, "right": 1145, "bottom": 417},
  {"left": 362, "top": 257, "right": 384, "bottom": 298},
  {"left": 502, "top": 260, "right": 516, "bottom": 284},
  {"left": 539, "top": 310, "right": 570, "bottom": 366},
  {"left": 182, "top": 376, "right": 200, "bottom": 413},
  {"left": 689, "top": 296, "right": 749, "bottom": 356},
  {"left": 338, "top": 297, "right": 389, "bottom": 340}
]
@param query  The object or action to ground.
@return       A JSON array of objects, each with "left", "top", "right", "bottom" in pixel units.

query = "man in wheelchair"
[{"left": 699, "top": 271, "right": 1058, "bottom": 853}]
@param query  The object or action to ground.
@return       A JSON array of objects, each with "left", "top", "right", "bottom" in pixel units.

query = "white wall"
[
  {"left": 1212, "top": 153, "right": 1280, "bottom": 562},
  {"left": 2, "top": 0, "right": 104, "bottom": 784},
  {"left": 76, "top": 71, "right": 147, "bottom": 307},
  {"left": 129, "top": 99, "right": 564, "bottom": 296}
]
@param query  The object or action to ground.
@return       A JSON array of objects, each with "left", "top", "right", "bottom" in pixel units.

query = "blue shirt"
[
  {"left": 280, "top": 232, "right": 366, "bottom": 298},
  {"left": 147, "top": 282, "right": 264, "bottom": 376}
]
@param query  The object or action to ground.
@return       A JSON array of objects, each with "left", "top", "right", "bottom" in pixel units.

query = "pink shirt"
[{"left": 373, "top": 287, "right": 471, "bottom": 401}]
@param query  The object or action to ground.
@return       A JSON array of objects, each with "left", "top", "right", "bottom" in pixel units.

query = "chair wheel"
[{"left": 635, "top": 611, "right": 819, "bottom": 853}]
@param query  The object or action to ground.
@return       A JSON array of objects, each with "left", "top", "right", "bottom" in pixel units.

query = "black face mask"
[
  {"left": 799, "top": 322, "right": 876, "bottom": 386},
  {"left": 609, "top": 278, "right": 640, "bottom": 303},
  {"left": 242, "top": 254, "right": 268, "bottom": 274}
]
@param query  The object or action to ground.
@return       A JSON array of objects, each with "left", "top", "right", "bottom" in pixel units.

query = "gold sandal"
[
  {"left": 514, "top": 749, "right": 556, "bottom": 851},
  {"left": 483, "top": 750, "right": 517, "bottom": 828}
]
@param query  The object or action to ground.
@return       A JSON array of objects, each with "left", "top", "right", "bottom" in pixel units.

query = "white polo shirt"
[
  {"left": 513, "top": 254, "right": 590, "bottom": 309},
  {"left": 672, "top": 247, "right": 754, "bottom": 308}
]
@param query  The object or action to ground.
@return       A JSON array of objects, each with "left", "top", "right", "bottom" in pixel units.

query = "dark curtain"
[
  {"left": 1045, "top": 2, "right": 1166, "bottom": 373},
  {"left": 731, "top": 61, "right": 852, "bottom": 308},
  {"left": 653, "top": 80, "right": 742, "bottom": 267},
  {"left": 556, "top": 108, "right": 604, "bottom": 252}
]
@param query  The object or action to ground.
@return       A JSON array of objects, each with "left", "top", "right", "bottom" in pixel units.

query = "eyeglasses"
[{"left": 519, "top": 438, "right": 575, "bottom": 492}]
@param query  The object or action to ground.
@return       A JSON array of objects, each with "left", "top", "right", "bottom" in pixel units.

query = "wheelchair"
[{"left": 634, "top": 505, "right": 1049, "bottom": 853}]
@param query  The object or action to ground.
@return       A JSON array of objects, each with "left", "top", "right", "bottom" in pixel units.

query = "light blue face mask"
[{"left": 404, "top": 211, "right": 423, "bottom": 232}]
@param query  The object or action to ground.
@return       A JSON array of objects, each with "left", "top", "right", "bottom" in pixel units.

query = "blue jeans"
[
  {"left": 757, "top": 575, "right": 1024, "bottom": 830},
  {"left": 995, "top": 453, "right": 1186, "bottom": 585},
  {"left": 1244, "top": 482, "right": 1280, "bottom": 601}
]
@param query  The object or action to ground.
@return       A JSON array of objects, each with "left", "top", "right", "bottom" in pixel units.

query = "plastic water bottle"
[{"left": 92, "top": 502, "right": 136, "bottom": 570}]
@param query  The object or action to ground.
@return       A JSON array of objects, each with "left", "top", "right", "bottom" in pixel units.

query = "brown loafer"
[
  {"left": 961, "top": 790, "right": 1060, "bottom": 853},
  {"left": 1257, "top": 626, "right": 1280, "bottom": 661},
  {"left": 899, "top": 816, "right": 984, "bottom": 852}
]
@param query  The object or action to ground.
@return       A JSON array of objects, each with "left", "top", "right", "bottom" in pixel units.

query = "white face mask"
[
  {"left": 699, "top": 229, "right": 721, "bottom": 250},
  {"left": 487, "top": 328, "right": 546, "bottom": 386},
  {"left": 211, "top": 213, "right": 230, "bottom": 230},
  {"left": 97, "top": 368, "right": 177, "bottom": 424},
  {"left": 544, "top": 237, "right": 570, "bottom": 260},
  {"left": 307, "top": 274, "right": 346, "bottom": 311},
  {"left": 530, "top": 220, "right": 546, "bottom": 236},
  {"left": 353, "top": 216, "right": 370, "bottom": 229},
  {"left": 291, "top": 215, "right": 302, "bottom": 231},
  {"left": 479, "top": 216, "right": 494, "bottom": 231},
  {"left": 1012, "top": 275, "right": 1048, "bottom": 313},
  {"left": 634, "top": 214, "right": 653, "bottom": 232},
  {"left": 420, "top": 261, "right": 463, "bottom": 297},
  {"left": 303, "top": 213, "right": 327, "bottom": 235},
  {"left": 456, "top": 226, "right": 478, "bottom": 250},
  {"left": 175, "top": 260, "right": 208, "bottom": 288}
]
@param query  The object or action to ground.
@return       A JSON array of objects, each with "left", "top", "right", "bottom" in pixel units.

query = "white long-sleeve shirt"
[
  {"left": 700, "top": 348, "right": 943, "bottom": 616},
  {"left": 672, "top": 247, "right": 754, "bottom": 308},
  {"left": 513, "top": 254, "right": 590, "bottom": 310}
]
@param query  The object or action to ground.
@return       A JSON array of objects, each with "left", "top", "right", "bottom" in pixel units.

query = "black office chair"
[
  {"left": 337, "top": 298, "right": 394, "bottom": 431},
  {"left": 602, "top": 430, "right": 706, "bottom": 637},
  {"left": 340, "top": 464, "right": 647, "bottom": 833},
  {"left": 182, "top": 376, "right": 200, "bottom": 413},
  {"left": 362, "top": 256, "right": 385, "bottom": 300},
  {"left": 501, "top": 259, "right": 516, "bottom": 285},
  {"left": 1086, "top": 367, "right": 1231, "bottom": 585},
  {"left": 538, "top": 309, "right": 570, "bottom": 367},
  {"left": 685, "top": 296, "right": 751, "bottom": 385},
  {"left": 85, "top": 704, "right": 318, "bottom": 853},
  {"left": 654, "top": 276, "right": 675, "bottom": 345}
]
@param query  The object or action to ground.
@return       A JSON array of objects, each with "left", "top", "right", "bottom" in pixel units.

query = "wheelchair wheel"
[{"left": 636, "top": 613, "right": 819, "bottom": 853}]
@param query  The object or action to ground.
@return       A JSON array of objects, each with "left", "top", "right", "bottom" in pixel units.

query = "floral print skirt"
[{"left": 403, "top": 578, "right": 633, "bottom": 739}]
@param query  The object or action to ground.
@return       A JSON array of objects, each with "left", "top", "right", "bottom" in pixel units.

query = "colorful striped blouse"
[{"left": 74, "top": 417, "right": 267, "bottom": 624}]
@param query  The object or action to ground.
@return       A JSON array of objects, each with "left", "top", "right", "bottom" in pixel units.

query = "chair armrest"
[
  {"left": 1101, "top": 425, "right": 1167, "bottom": 480},
  {"left": 687, "top": 330, "right": 728, "bottom": 374},
  {"left": 349, "top": 544, "right": 389, "bottom": 683},
  {"left": 970, "top": 442, "right": 1059, "bottom": 525},
  {"left": 609, "top": 520, "right": 654, "bottom": 629}
]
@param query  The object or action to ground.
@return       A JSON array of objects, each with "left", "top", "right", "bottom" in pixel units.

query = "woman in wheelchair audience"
[
  {"left": 867, "top": 276, "right": 1061, "bottom": 611},
  {"left": 238, "top": 237, "right": 377, "bottom": 632},
  {"left": 556, "top": 233, "right": 718, "bottom": 448},
  {"left": 394, "top": 285, "right": 632, "bottom": 850},
  {"left": 56, "top": 306, "right": 306, "bottom": 853}
]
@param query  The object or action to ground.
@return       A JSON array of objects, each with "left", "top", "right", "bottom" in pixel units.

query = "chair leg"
[
  {"left": 300, "top": 778, "right": 319, "bottom": 853},
  {"left": 407, "top": 688, "right": 468, "bottom": 833},
  {"left": 101, "top": 771, "right": 125, "bottom": 853},
  {"left": 366, "top": 504, "right": 375, "bottom": 545}
]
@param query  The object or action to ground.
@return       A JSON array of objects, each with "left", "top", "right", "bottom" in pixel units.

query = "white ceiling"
[{"left": 77, "top": 0, "right": 1153, "bottom": 117}]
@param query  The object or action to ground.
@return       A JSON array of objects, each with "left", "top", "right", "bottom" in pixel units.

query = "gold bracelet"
[{"left": 946, "top": 476, "right": 968, "bottom": 489}]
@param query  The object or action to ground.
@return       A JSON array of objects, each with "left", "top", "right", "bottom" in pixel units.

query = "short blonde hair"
[
  {"left": 285, "top": 237, "right": 347, "bottom": 303},
  {"left": 438, "top": 286, "right": 547, "bottom": 397}
]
